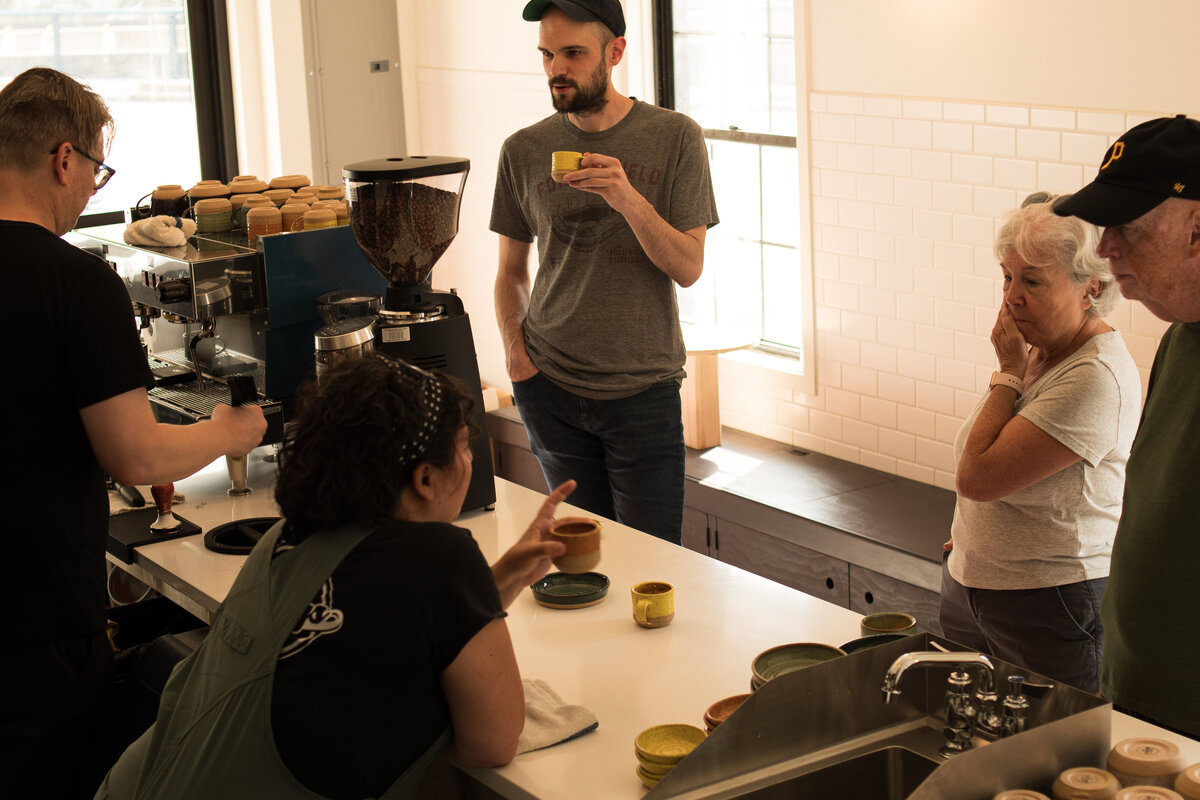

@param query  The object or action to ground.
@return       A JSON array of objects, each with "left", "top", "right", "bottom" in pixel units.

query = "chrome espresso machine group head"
[{"left": 342, "top": 156, "right": 495, "bottom": 512}]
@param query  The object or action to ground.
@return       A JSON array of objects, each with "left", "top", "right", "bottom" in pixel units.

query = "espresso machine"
[{"left": 343, "top": 156, "right": 496, "bottom": 512}]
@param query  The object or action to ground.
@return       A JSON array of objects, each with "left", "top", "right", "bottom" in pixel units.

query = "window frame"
[
  {"left": 651, "top": 0, "right": 817, "bottom": 390},
  {"left": 54, "top": 0, "right": 239, "bottom": 227}
]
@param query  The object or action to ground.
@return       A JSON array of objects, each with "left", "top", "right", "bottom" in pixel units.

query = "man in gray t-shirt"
[{"left": 491, "top": 0, "right": 718, "bottom": 543}]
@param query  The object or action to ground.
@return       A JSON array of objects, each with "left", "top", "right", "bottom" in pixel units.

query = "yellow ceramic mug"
[
  {"left": 631, "top": 581, "right": 675, "bottom": 628},
  {"left": 551, "top": 150, "right": 584, "bottom": 183}
]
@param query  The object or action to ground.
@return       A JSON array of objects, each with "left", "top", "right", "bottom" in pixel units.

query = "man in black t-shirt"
[{"left": 0, "top": 68, "right": 267, "bottom": 799}]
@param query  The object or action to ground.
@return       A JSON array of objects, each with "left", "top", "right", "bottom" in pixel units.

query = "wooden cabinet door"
[
  {"left": 682, "top": 506, "right": 712, "bottom": 556},
  {"left": 492, "top": 441, "right": 549, "bottom": 494},
  {"left": 848, "top": 564, "right": 943, "bottom": 636},
  {"left": 713, "top": 517, "right": 849, "bottom": 608}
]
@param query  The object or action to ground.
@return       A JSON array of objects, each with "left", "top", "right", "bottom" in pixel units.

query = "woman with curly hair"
[{"left": 99, "top": 355, "right": 574, "bottom": 800}]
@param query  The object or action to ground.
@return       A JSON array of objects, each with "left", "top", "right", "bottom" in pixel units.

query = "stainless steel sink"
[
  {"left": 728, "top": 747, "right": 939, "bottom": 800},
  {"left": 645, "top": 633, "right": 1110, "bottom": 800}
]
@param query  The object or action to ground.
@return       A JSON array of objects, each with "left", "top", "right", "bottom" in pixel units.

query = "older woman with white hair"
[{"left": 940, "top": 192, "right": 1141, "bottom": 694}]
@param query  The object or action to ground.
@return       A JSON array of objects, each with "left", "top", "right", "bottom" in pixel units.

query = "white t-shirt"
[{"left": 947, "top": 330, "right": 1141, "bottom": 590}]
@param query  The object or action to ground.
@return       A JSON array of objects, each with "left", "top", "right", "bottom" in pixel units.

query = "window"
[
  {"left": 656, "top": 0, "right": 805, "bottom": 358},
  {"left": 0, "top": 1, "right": 237, "bottom": 221}
]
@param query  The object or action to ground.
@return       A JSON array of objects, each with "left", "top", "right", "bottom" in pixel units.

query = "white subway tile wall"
[
  {"left": 419, "top": 68, "right": 1174, "bottom": 492},
  {"left": 720, "top": 93, "right": 1172, "bottom": 491}
]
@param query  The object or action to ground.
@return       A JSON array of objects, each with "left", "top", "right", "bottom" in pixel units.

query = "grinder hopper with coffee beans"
[{"left": 342, "top": 156, "right": 495, "bottom": 511}]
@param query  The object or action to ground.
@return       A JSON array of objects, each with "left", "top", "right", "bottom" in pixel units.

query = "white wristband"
[{"left": 989, "top": 371, "right": 1024, "bottom": 396}]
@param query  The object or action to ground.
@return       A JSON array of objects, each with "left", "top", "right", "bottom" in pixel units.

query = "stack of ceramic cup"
[
  {"left": 703, "top": 694, "right": 749, "bottom": 733},
  {"left": 634, "top": 724, "right": 706, "bottom": 789},
  {"left": 750, "top": 642, "right": 844, "bottom": 691}
]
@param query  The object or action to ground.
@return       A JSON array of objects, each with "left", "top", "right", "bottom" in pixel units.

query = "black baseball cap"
[
  {"left": 1053, "top": 114, "right": 1200, "bottom": 227},
  {"left": 522, "top": 0, "right": 626, "bottom": 38}
]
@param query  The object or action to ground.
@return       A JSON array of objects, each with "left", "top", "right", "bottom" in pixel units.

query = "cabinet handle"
[
  {"left": 863, "top": 591, "right": 874, "bottom": 604},
  {"left": 825, "top": 577, "right": 835, "bottom": 590}
]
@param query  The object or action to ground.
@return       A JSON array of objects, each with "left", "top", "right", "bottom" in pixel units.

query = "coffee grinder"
[{"left": 342, "top": 156, "right": 495, "bottom": 511}]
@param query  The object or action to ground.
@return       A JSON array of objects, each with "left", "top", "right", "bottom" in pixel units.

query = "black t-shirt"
[
  {"left": 0, "top": 221, "right": 153, "bottom": 643},
  {"left": 271, "top": 520, "right": 505, "bottom": 800}
]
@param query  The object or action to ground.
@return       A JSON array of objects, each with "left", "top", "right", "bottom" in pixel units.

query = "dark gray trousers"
[{"left": 939, "top": 556, "right": 1106, "bottom": 694}]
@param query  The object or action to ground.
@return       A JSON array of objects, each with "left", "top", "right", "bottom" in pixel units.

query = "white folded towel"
[
  {"left": 123, "top": 215, "right": 196, "bottom": 248},
  {"left": 516, "top": 678, "right": 599, "bottom": 754},
  {"left": 108, "top": 488, "right": 185, "bottom": 516}
]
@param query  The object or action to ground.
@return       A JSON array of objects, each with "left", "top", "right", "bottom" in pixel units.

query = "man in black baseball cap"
[
  {"left": 522, "top": 0, "right": 626, "bottom": 38},
  {"left": 1054, "top": 114, "right": 1200, "bottom": 740},
  {"left": 1053, "top": 114, "right": 1200, "bottom": 228},
  {"left": 1054, "top": 114, "right": 1200, "bottom": 323}
]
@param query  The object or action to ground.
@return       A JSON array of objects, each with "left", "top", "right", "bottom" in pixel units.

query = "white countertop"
[{"left": 109, "top": 452, "right": 1200, "bottom": 798}]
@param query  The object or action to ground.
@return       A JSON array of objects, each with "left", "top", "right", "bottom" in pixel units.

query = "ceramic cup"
[
  {"left": 191, "top": 197, "right": 233, "bottom": 234},
  {"left": 300, "top": 207, "right": 337, "bottom": 231},
  {"left": 1051, "top": 767, "right": 1120, "bottom": 800},
  {"left": 245, "top": 205, "right": 282, "bottom": 245},
  {"left": 631, "top": 581, "right": 675, "bottom": 628},
  {"left": 149, "top": 184, "right": 188, "bottom": 217},
  {"left": 548, "top": 517, "right": 601, "bottom": 573},
  {"left": 551, "top": 150, "right": 584, "bottom": 183},
  {"left": 1108, "top": 738, "right": 1187, "bottom": 788},
  {"left": 860, "top": 611, "right": 917, "bottom": 638}
]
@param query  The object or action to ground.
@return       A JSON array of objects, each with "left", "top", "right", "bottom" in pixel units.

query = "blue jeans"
[
  {"left": 939, "top": 555, "right": 1106, "bottom": 694},
  {"left": 511, "top": 372, "right": 685, "bottom": 545}
]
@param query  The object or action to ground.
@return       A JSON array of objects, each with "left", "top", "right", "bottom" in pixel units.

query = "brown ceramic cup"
[{"left": 548, "top": 516, "right": 602, "bottom": 573}]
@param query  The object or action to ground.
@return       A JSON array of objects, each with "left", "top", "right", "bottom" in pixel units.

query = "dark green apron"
[{"left": 96, "top": 520, "right": 451, "bottom": 800}]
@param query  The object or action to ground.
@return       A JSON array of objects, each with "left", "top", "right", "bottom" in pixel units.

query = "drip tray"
[
  {"left": 109, "top": 509, "right": 201, "bottom": 563},
  {"left": 204, "top": 516, "right": 280, "bottom": 555}
]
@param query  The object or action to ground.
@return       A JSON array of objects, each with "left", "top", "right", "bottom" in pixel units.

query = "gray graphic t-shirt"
[{"left": 490, "top": 101, "right": 719, "bottom": 398}]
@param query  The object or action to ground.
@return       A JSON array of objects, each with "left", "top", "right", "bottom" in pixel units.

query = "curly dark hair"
[{"left": 274, "top": 354, "right": 474, "bottom": 541}]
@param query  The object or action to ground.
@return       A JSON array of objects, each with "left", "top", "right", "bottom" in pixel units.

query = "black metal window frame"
[{"left": 652, "top": 0, "right": 804, "bottom": 359}]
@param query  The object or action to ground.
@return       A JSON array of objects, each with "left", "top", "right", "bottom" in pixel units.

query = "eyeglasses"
[{"left": 49, "top": 143, "right": 116, "bottom": 192}]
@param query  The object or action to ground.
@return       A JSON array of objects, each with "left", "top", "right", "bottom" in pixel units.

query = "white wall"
[
  {"left": 229, "top": 0, "right": 1196, "bottom": 490},
  {"left": 809, "top": 0, "right": 1200, "bottom": 113}
]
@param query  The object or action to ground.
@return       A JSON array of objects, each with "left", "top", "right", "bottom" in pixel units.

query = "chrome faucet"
[
  {"left": 882, "top": 651, "right": 996, "bottom": 702},
  {"left": 882, "top": 651, "right": 997, "bottom": 757}
]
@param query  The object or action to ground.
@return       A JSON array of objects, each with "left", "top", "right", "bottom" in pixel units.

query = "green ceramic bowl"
[
  {"left": 751, "top": 642, "right": 846, "bottom": 688},
  {"left": 530, "top": 571, "right": 610, "bottom": 609},
  {"left": 839, "top": 633, "right": 909, "bottom": 654}
]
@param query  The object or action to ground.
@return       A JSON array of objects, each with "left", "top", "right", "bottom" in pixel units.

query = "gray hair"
[
  {"left": 993, "top": 192, "right": 1119, "bottom": 318},
  {"left": 0, "top": 67, "right": 113, "bottom": 172}
]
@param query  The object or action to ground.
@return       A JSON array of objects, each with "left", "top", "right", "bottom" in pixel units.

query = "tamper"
[
  {"left": 149, "top": 483, "right": 183, "bottom": 533},
  {"left": 225, "top": 375, "right": 257, "bottom": 496}
]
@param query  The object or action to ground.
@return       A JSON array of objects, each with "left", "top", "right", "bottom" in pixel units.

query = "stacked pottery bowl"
[
  {"left": 750, "top": 642, "right": 845, "bottom": 691},
  {"left": 703, "top": 694, "right": 750, "bottom": 732},
  {"left": 634, "top": 724, "right": 706, "bottom": 789}
]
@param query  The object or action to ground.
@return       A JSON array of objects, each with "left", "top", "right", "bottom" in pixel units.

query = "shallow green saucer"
[{"left": 530, "top": 571, "right": 610, "bottom": 609}]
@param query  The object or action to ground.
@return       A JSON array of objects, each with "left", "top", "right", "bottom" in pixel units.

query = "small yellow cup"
[
  {"left": 631, "top": 581, "right": 675, "bottom": 628},
  {"left": 551, "top": 150, "right": 584, "bottom": 183}
]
